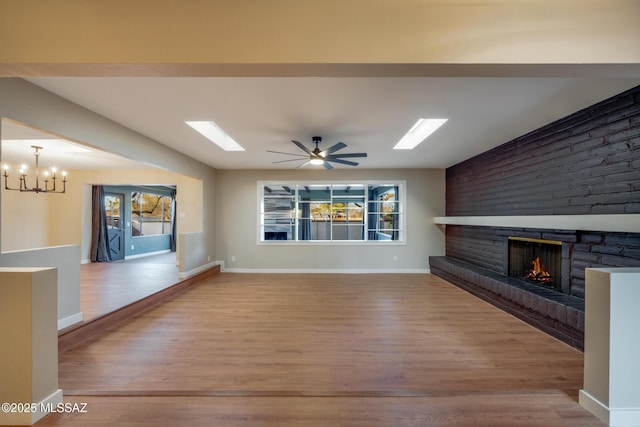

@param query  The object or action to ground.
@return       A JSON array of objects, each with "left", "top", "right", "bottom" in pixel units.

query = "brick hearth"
[{"left": 430, "top": 256, "right": 584, "bottom": 349}]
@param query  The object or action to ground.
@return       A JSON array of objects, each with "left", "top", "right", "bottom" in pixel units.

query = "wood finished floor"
[
  {"left": 79, "top": 252, "right": 179, "bottom": 321},
  {"left": 40, "top": 273, "right": 603, "bottom": 426}
]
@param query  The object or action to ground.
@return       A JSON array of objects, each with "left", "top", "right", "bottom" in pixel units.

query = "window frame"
[
  {"left": 131, "top": 191, "right": 173, "bottom": 238},
  {"left": 257, "top": 180, "right": 406, "bottom": 245}
]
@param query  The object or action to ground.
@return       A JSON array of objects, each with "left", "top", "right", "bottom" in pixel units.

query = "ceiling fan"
[{"left": 268, "top": 136, "right": 367, "bottom": 170}]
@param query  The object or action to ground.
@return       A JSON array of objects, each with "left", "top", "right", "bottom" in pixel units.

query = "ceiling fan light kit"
[{"left": 269, "top": 136, "right": 367, "bottom": 170}]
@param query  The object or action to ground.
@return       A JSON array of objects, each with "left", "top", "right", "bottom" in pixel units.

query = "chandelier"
[{"left": 2, "top": 145, "right": 67, "bottom": 194}]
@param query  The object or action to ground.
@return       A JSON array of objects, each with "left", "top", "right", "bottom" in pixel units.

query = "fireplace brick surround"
[{"left": 430, "top": 85, "right": 640, "bottom": 350}]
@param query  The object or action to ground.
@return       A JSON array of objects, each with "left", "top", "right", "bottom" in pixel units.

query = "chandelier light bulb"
[{"left": 3, "top": 146, "right": 68, "bottom": 194}]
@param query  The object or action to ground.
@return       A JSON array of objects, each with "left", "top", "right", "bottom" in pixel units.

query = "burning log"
[{"left": 526, "top": 257, "right": 553, "bottom": 283}]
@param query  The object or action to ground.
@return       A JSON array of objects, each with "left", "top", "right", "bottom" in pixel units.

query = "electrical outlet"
[
  {"left": 131, "top": 245, "right": 135, "bottom": 250},
  {"left": 231, "top": 255, "right": 237, "bottom": 262},
  {"left": 393, "top": 255, "right": 398, "bottom": 261}
]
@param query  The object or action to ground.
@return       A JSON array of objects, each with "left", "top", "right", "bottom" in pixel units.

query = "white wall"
[{"left": 216, "top": 168, "right": 445, "bottom": 272}]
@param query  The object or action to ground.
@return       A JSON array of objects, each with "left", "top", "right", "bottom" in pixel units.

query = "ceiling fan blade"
[
  {"left": 267, "top": 150, "right": 308, "bottom": 157},
  {"left": 296, "top": 160, "right": 310, "bottom": 168},
  {"left": 292, "top": 140, "right": 313, "bottom": 155},
  {"left": 323, "top": 161, "right": 334, "bottom": 170},
  {"left": 326, "top": 152, "right": 367, "bottom": 159},
  {"left": 327, "top": 158, "right": 359, "bottom": 167},
  {"left": 272, "top": 158, "right": 309, "bottom": 164},
  {"left": 320, "top": 142, "right": 347, "bottom": 156}
]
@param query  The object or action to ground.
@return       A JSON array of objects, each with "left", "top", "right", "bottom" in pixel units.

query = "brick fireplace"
[
  {"left": 430, "top": 85, "right": 640, "bottom": 350},
  {"left": 508, "top": 237, "right": 562, "bottom": 291}
]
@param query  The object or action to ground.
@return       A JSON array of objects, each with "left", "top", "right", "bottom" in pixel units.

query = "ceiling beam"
[{"left": 1, "top": 0, "right": 639, "bottom": 77}]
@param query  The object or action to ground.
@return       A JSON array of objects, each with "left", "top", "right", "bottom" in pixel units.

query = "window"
[
  {"left": 259, "top": 182, "right": 404, "bottom": 243},
  {"left": 104, "top": 194, "right": 121, "bottom": 230},
  {"left": 131, "top": 192, "right": 173, "bottom": 237}
]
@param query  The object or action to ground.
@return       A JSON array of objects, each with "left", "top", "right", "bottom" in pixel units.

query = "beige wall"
[
  {"left": 71, "top": 169, "right": 203, "bottom": 262},
  {"left": 0, "top": 79, "right": 216, "bottom": 328},
  {"left": 0, "top": 79, "right": 216, "bottom": 263},
  {"left": 0, "top": 189, "right": 51, "bottom": 251},
  {"left": 1, "top": 0, "right": 640, "bottom": 74},
  {"left": 0, "top": 245, "right": 81, "bottom": 330},
  {"left": 216, "top": 168, "right": 445, "bottom": 272},
  {"left": 0, "top": 267, "right": 61, "bottom": 425},
  {"left": 1, "top": 165, "right": 203, "bottom": 258}
]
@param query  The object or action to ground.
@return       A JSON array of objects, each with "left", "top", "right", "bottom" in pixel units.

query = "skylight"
[
  {"left": 393, "top": 118, "right": 447, "bottom": 150},
  {"left": 186, "top": 120, "right": 245, "bottom": 152}
]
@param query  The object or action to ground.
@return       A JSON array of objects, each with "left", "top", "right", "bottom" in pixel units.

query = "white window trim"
[{"left": 257, "top": 180, "right": 406, "bottom": 245}]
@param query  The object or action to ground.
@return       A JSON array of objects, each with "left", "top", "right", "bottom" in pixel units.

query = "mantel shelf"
[{"left": 433, "top": 214, "right": 640, "bottom": 233}]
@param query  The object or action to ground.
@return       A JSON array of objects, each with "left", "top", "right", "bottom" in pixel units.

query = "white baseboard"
[
  {"left": 0, "top": 388, "right": 63, "bottom": 425},
  {"left": 580, "top": 389, "right": 640, "bottom": 427},
  {"left": 80, "top": 258, "right": 91, "bottom": 265},
  {"left": 58, "top": 312, "right": 83, "bottom": 330},
  {"left": 178, "top": 261, "right": 220, "bottom": 279},
  {"left": 125, "top": 249, "right": 171, "bottom": 260}
]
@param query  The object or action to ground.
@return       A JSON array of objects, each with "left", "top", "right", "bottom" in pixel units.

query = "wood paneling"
[
  {"left": 446, "top": 85, "right": 640, "bottom": 216},
  {"left": 38, "top": 273, "right": 604, "bottom": 426}
]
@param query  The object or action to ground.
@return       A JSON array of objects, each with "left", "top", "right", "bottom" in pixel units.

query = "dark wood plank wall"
[
  {"left": 443, "top": 85, "right": 640, "bottom": 295},
  {"left": 446, "top": 86, "right": 640, "bottom": 216},
  {"left": 571, "top": 231, "right": 640, "bottom": 295}
]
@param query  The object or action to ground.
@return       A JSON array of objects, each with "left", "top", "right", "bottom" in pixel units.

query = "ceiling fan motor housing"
[
  {"left": 311, "top": 136, "right": 323, "bottom": 156},
  {"left": 268, "top": 135, "right": 366, "bottom": 169}
]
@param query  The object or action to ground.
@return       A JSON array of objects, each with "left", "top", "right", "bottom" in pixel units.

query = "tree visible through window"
[
  {"left": 131, "top": 192, "right": 172, "bottom": 236},
  {"left": 104, "top": 194, "right": 121, "bottom": 229}
]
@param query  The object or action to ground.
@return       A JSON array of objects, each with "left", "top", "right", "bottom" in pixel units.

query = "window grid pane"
[
  {"left": 260, "top": 183, "right": 403, "bottom": 242},
  {"left": 131, "top": 192, "right": 173, "bottom": 237}
]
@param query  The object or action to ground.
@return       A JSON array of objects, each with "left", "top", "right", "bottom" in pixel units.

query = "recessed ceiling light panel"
[
  {"left": 186, "top": 121, "right": 245, "bottom": 152},
  {"left": 393, "top": 118, "right": 447, "bottom": 150}
]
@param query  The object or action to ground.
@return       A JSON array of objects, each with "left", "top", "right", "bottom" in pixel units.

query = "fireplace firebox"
[{"left": 508, "top": 237, "right": 562, "bottom": 291}]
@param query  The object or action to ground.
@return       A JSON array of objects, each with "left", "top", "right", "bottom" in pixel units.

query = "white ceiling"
[
  {"left": 7, "top": 76, "right": 640, "bottom": 170},
  {"left": 1, "top": 119, "right": 143, "bottom": 170}
]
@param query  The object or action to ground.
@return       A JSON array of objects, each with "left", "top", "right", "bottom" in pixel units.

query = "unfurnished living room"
[{"left": 1, "top": 2, "right": 640, "bottom": 426}]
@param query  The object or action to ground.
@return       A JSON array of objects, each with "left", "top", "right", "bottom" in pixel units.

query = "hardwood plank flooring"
[
  {"left": 39, "top": 273, "right": 603, "bottom": 426},
  {"left": 79, "top": 252, "right": 179, "bottom": 321},
  {"left": 59, "top": 265, "right": 219, "bottom": 352}
]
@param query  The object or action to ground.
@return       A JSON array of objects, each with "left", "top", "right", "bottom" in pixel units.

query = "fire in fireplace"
[
  {"left": 508, "top": 237, "right": 562, "bottom": 291},
  {"left": 526, "top": 257, "right": 552, "bottom": 283}
]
